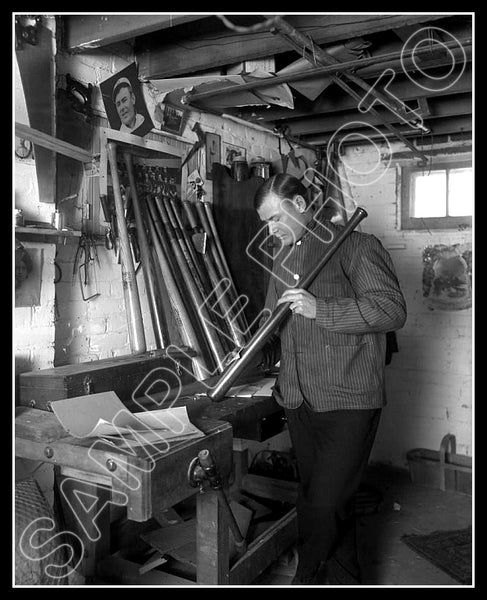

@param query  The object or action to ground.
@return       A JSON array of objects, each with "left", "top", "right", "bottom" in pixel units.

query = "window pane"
[
  {"left": 412, "top": 171, "right": 447, "bottom": 217},
  {"left": 448, "top": 168, "right": 473, "bottom": 216}
]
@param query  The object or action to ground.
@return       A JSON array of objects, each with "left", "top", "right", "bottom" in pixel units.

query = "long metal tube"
[
  {"left": 184, "top": 38, "right": 470, "bottom": 103},
  {"left": 146, "top": 198, "right": 211, "bottom": 381},
  {"left": 182, "top": 199, "right": 246, "bottom": 349},
  {"left": 195, "top": 199, "right": 250, "bottom": 339},
  {"left": 207, "top": 207, "right": 368, "bottom": 402},
  {"left": 153, "top": 195, "right": 227, "bottom": 372},
  {"left": 269, "top": 16, "right": 429, "bottom": 161},
  {"left": 106, "top": 142, "right": 146, "bottom": 355},
  {"left": 123, "top": 152, "right": 169, "bottom": 349}
]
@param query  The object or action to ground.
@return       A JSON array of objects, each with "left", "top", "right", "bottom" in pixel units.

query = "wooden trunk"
[{"left": 18, "top": 348, "right": 196, "bottom": 411}]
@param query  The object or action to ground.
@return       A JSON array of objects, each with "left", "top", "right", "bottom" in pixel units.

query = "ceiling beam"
[
  {"left": 184, "top": 39, "right": 470, "bottom": 106},
  {"left": 63, "top": 14, "right": 207, "bottom": 52},
  {"left": 288, "top": 94, "right": 471, "bottom": 136},
  {"left": 137, "top": 14, "right": 446, "bottom": 79},
  {"left": 238, "top": 63, "right": 472, "bottom": 123},
  {"left": 302, "top": 115, "right": 472, "bottom": 145}
]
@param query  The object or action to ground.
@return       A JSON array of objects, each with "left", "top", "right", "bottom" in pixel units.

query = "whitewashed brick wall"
[
  {"left": 340, "top": 139, "right": 473, "bottom": 466},
  {"left": 17, "top": 41, "right": 314, "bottom": 370}
]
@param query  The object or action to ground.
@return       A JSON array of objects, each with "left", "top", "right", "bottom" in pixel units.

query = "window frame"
[{"left": 401, "top": 159, "right": 473, "bottom": 230}]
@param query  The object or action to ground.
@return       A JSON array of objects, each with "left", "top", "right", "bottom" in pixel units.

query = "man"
[
  {"left": 255, "top": 173, "right": 407, "bottom": 585},
  {"left": 112, "top": 77, "right": 145, "bottom": 133}
]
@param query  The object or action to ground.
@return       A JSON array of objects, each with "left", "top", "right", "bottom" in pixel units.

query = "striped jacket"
[{"left": 264, "top": 215, "right": 407, "bottom": 412}]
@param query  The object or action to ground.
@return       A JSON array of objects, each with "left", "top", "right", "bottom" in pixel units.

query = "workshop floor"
[{"left": 253, "top": 464, "right": 473, "bottom": 587}]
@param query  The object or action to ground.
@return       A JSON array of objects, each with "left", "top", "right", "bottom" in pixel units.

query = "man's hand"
[
  {"left": 260, "top": 334, "right": 281, "bottom": 372},
  {"left": 277, "top": 288, "right": 317, "bottom": 319}
]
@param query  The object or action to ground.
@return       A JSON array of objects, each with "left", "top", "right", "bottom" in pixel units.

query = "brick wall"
[
  {"left": 52, "top": 45, "right": 314, "bottom": 365},
  {"left": 340, "top": 138, "right": 472, "bottom": 466}
]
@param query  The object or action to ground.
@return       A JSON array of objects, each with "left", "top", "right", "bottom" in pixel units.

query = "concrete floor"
[{"left": 254, "top": 464, "right": 473, "bottom": 587}]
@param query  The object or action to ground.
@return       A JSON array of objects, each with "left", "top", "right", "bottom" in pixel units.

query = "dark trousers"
[{"left": 285, "top": 404, "right": 381, "bottom": 584}]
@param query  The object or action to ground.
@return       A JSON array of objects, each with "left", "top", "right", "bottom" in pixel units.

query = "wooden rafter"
[{"left": 136, "top": 14, "right": 446, "bottom": 79}]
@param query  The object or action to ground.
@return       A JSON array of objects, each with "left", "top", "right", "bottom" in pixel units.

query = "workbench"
[{"left": 15, "top": 375, "right": 297, "bottom": 585}]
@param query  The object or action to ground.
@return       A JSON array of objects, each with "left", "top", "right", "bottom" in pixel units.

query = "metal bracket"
[{"left": 65, "top": 73, "right": 93, "bottom": 120}]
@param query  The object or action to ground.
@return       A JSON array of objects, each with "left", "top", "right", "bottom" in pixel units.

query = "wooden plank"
[
  {"left": 241, "top": 474, "right": 298, "bottom": 505},
  {"left": 57, "top": 473, "right": 111, "bottom": 578},
  {"left": 288, "top": 94, "right": 472, "bottom": 136},
  {"left": 255, "top": 65, "right": 472, "bottom": 123},
  {"left": 141, "top": 519, "right": 196, "bottom": 555},
  {"left": 15, "top": 122, "right": 92, "bottom": 163},
  {"left": 137, "top": 14, "right": 446, "bottom": 79},
  {"left": 15, "top": 433, "right": 131, "bottom": 478},
  {"left": 15, "top": 406, "right": 69, "bottom": 442},
  {"left": 229, "top": 508, "right": 298, "bottom": 585},
  {"left": 196, "top": 489, "right": 229, "bottom": 584},
  {"left": 96, "top": 555, "right": 196, "bottom": 585},
  {"left": 15, "top": 22, "right": 56, "bottom": 203},
  {"left": 64, "top": 14, "right": 206, "bottom": 52},
  {"left": 304, "top": 114, "right": 472, "bottom": 145}
]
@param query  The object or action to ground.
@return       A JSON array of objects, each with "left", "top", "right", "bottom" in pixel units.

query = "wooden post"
[
  {"left": 196, "top": 488, "right": 230, "bottom": 585},
  {"left": 56, "top": 473, "right": 112, "bottom": 580}
]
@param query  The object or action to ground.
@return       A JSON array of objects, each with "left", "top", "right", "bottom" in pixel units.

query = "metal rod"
[
  {"left": 184, "top": 39, "right": 471, "bottom": 103},
  {"left": 106, "top": 142, "right": 146, "bottom": 355},
  {"left": 183, "top": 198, "right": 247, "bottom": 349},
  {"left": 195, "top": 199, "right": 250, "bottom": 341},
  {"left": 269, "top": 16, "right": 430, "bottom": 161},
  {"left": 146, "top": 197, "right": 211, "bottom": 380},
  {"left": 207, "top": 206, "right": 368, "bottom": 402},
  {"left": 153, "top": 194, "right": 228, "bottom": 372},
  {"left": 124, "top": 152, "right": 170, "bottom": 349}
]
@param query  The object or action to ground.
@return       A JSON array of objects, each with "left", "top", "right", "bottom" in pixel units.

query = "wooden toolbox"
[{"left": 18, "top": 348, "right": 196, "bottom": 411}]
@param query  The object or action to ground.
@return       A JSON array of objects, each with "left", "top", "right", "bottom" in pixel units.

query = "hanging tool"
[
  {"left": 207, "top": 206, "right": 368, "bottom": 402},
  {"left": 107, "top": 142, "right": 146, "bottom": 355},
  {"left": 181, "top": 122, "right": 206, "bottom": 170},
  {"left": 73, "top": 234, "right": 100, "bottom": 302},
  {"left": 188, "top": 449, "right": 247, "bottom": 557}
]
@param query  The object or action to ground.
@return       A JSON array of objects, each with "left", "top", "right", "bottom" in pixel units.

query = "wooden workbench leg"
[
  {"left": 196, "top": 488, "right": 230, "bottom": 585},
  {"left": 56, "top": 472, "right": 111, "bottom": 581}
]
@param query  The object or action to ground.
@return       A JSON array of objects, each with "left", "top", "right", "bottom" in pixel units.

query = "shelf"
[
  {"left": 15, "top": 227, "right": 82, "bottom": 237},
  {"left": 15, "top": 227, "right": 83, "bottom": 245}
]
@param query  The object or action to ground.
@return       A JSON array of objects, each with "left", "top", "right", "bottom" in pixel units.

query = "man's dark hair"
[{"left": 254, "top": 173, "right": 309, "bottom": 210}]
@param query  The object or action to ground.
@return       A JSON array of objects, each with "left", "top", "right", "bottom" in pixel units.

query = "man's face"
[
  {"left": 257, "top": 192, "right": 309, "bottom": 246},
  {"left": 115, "top": 86, "right": 136, "bottom": 127},
  {"left": 15, "top": 259, "right": 29, "bottom": 289}
]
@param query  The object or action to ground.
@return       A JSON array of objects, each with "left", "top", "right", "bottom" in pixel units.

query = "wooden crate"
[
  {"left": 407, "top": 434, "right": 471, "bottom": 495},
  {"left": 18, "top": 348, "right": 196, "bottom": 411}
]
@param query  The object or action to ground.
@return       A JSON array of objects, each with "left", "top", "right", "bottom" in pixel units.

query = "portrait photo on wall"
[
  {"left": 15, "top": 245, "right": 43, "bottom": 308},
  {"left": 100, "top": 62, "right": 154, "bottom": 137},
  {"left": 154, "top": 101, "right": 187, "bottom": 136}
]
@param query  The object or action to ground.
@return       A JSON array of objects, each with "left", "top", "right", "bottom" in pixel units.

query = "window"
[{"left": 401, "top": 160, "right": 473, "bottom": 230}]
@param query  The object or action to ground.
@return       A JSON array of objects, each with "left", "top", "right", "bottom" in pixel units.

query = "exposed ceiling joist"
[
  {"left": 136, "top": 14, "right": 446, "bottom": 79},
  {"left": 251, "top": 66, "right": 472, "bottom": 123},
  {"left": 184, "top": 40, "right": 470, "bottom": 106},
  {"left": 64, "top": 14, "right": 206, "bottom": 52},
  {"left": 288, "top": 94, "right": 471, "bottom": 136},
  {"left": 303, "top": 114, "right": 472, "bottom": 145}
]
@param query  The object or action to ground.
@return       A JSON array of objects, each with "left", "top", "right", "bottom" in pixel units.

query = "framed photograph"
[
  {"left": 15, "top": 246, "right": 43, "bottom": 307},
  {"left": 222, "top": 142, "right": 246, "bottom": 168},
  {"left": 154, "top": 101, "right": 187, "bottom": 136},
  {"left": 100, "top": 62, "right": 154, "bottom": 137},
  {"left": 205, "top": 132, "right": 221, "bottom": 179}
]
